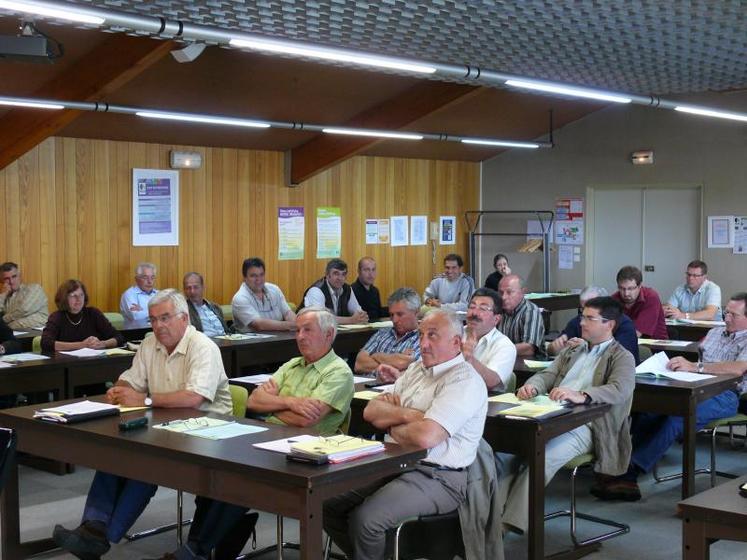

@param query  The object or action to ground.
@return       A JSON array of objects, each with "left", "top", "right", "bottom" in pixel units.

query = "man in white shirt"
[
  {"left": 423, "top": 253, "right": 475, "bottom": 312},
  {"left": 463, "top": 288, "right": 517, "bottom": 392},
  {"left": 231, "top": 257, "right": 296, "bottom": 332},
  {"left": 324, "top": 309, "right": 488, "bottom": 560},
  {"left": 119, "top": 262, "right": 158, "bottom": 322},
  {"left": 664, "top": 259, "right": 722, "bottom": 321},
  {"left": 302, "top": 258, "right": 368, "bottom": 324}
]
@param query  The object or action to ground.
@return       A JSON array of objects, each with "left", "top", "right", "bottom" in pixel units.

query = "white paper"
[
  {"left": 12, "top": 331, "right": 27, "bottom": 336},
  {"left": 558, "top": 245, "right": 574, "bottom": 270},
  {"left": 1, "top": 352, "right": 50, "bottom": 363},
  {"left": 0, "top": 361, "right": 13, "bottom": 368},
  {"left": 372, "top": 383, "right": 395, "bottom": 393},
  {"left": 232, "top": 374, "right": 272, "bottom": 384},
  {"left": 252, "top": 434, "right": 317, "bottom": 454},
  {"left": 410, "top": 215, "right": 428, "bottom": 246},
  {"left": 132, "top": 169, "right": 179, "bottom": 246},
  {"left": 635, "top": 352, "right": 714, "bottom": 382},
  {"left": 365, "top": 219, "right": 379, "bottom": 244},
  {"left": 39, "top": 400, "right": 119, "bottom": 415},
  {"left": 638, "top": 339, "right": 693, "bottom": 347},
  {"left": 733, "top": 216, "right": 747, "bottom": 255},
  {"left": 353, "top": 376, "right": 375, "bottom": 384},
  {"left": 59, "top": 348, "right": 107, "bottom": 358},
  {"left": 708, "top": 215, "right": 733, "bottom": 248},
  {"left": 390, "top": 216, "right": 409, "bottom": 246},
  {"left": 439, "top": 216, "right": 456, "bottom": 245}
]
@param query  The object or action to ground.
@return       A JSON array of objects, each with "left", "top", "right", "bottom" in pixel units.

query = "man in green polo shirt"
[{"left": 146, "top": 306, "right": 353, "bottom": 560}]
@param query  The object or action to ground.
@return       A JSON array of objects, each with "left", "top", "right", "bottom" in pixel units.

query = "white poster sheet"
[
  {"left": 555, "top": 220, "right": 584, "bottom": 245},
  {"left": 132, "top": 169, "right": 179, "bottom": 246},
  {"left": 390, "top": 216, "right": 409, "bottom": 246},
  {"left": 439, "top": 216, "right": 456, "bottom": 245},
  {"left": 733, "top": 216, "right": 747, "bottom": 255},
  {"left": 558, "top": 245, "right": 574, "bottom": 269},
  {"left": 707, "top": 215, "right": 733, "bottom": 248},
  {"left": 410, "top": 215, "right": 428, "bottom": 246}
]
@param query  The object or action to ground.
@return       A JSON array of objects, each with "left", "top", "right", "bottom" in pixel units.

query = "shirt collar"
[
  {"left": 156, "top": 324, "right": 195, "bottom": 356},
  {"left": 589, "top": 337, "right": 614, "bottom": 355},
  {"left": 301, "top": 348, "right": 337, "bottom": 372},
  {"left": 505, "top": 298, "right": 527, "bottom": 316},
  {"left": 687, "top": 280, "right": 707, "bottom": 295},
  {"left": 133, "top": 285, "right": 155, "bottom": 296},
  {"left": 325, "top": 280, "right": 342, "bottom": 297},
  {"left": 429, "top": 353, "right": 465, "bottom": 377}
]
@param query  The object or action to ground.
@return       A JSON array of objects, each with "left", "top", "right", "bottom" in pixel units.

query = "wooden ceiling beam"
[
  {"left": 288, "top": 81, "right": 482, "bottom": 185},
  {"left": 0, "top": 35, "right": 175, "bottom": 171}
]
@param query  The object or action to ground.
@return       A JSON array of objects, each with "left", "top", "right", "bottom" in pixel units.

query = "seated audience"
[
  {"left": 232, "top": 257, "right": 296, "bottom": 332},
  {"left": 663, "top": 259, "right": 722, "bottom": 321},
  {"left": 462, "top": 288, "right": 517, "bottom": 391},
  {"left": 423, "top": 253, "right": 475, "bottom": 312},
  {"left": 595, "top": 293, "right": 747, "bottom": 501},
  {"left": 148, "top": 307, "right": 354, "bottom": 560},
  {"left": 549, "top": 286, "right": 639, "bottom": 363},
  {"left": 612, "top": 265, "right": 668, "bottom": 339},
  {"left": 183, "top": 272, "right": 228, "bottom": 336},
  {"left": 484, "top": 253, "right": 511, "bottom": 291},
  {"left": 41, "top": 279, "right": 124, "bottom": 353},
  {"left": 119, "top": 262, "right": 158, "bottom": 322},
  {"left": 53, "top": 290, "right": 232, "bottom": 559},
  {"left": 0, "top": 319, "right": 21, "bottom": 356},
  {"left": 0, "top": 261, "right": 48, "bottom": 329},
  {"left": 497, "top": 297, "right": 635, "bottom": 532},
  {"left": 351, "top": 257, "right": 384, "bottom": 321},
  {"left": 355, "top": 287, "right": 421, "bottom": 380},
  {"left": 497, "top": 274, "right": 545, "bottom": 358},
  {"left": 324, "top": 309, "right": 488, "bottom": 559},
  {"left": 302, "top": 258, "right": 368, "bottom": 324}
]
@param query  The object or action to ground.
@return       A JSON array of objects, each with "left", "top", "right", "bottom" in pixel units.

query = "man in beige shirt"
[
  {"left": 0, "top": 261, "right": 48, "bottom": 329},
  {"left": 53, "top": 289, "right": 232, "bottom": 559}
]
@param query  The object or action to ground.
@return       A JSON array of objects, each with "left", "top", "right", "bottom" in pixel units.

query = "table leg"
[
  {"left": 299, "top": 494, "right": 324, "bottom": 560},
  {"left": 683, "top": 516, "right": 711, "bottom": 560},
  {"left": 682, "top": 398, "right": 697, "bottom": 499},
  {"left": 528, "top": 431, "right": 546, "bottom": 560}
]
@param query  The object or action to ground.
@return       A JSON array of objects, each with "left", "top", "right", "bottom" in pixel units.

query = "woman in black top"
[{"left": 484, "top": 253, "right": 511, "bottom": 291}]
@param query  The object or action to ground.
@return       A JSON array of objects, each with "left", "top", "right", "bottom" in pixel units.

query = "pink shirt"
[{"left": 613, "top": 286, "right": 668, "bottom": 339}]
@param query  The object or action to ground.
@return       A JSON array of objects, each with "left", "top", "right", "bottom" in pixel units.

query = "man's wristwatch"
[
  {"left": 144, "top": 396, "right": 153, "bottom": 406},
  {"left": 697, "top": 361, "right": 704, "bottom": 373},
  {"left": 583, "top": 392, "right": 592, "bottom": 405}
]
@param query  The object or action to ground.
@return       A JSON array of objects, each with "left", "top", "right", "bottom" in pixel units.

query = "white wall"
[{"left": 481, "top": 91, "right": 747, "bottom": 304}]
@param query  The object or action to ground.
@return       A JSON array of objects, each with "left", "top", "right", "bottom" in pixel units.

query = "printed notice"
[
  {"left": 378, "top": 219, "right": 390, "bottom": 244},
  {"left": 317, "top": 207, "right": 342, "bottom": 258},
  {"left": 410, "top": 215, "right": 427, "bottom": 246},
  {"left": 439, "top": 216, "right": 456, "bottom": 245},
  {"left": 365, "top": 219, "right": 379, "bottom": 244},
  {"left": 278, "top": 207, "right": 305, "bottom": 260},
  {"left": 390, "top": 216, "right": 409, "bottom": 246},
  {"left": 132, "top": 169, "right": 179, "bottom": 246}
]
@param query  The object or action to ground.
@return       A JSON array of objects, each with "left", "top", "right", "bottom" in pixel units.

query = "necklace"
[{"left": 66, "top": 312, "right": 83, "bottom": 326}]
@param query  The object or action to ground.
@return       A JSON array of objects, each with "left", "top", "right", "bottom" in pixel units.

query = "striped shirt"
[
  {"left": 700, "top": 327, "right": 747, "bottom": 394},
  {"left": 362, "top": 327, "right": 421, "bottom": 364},
  {"left": 498, "top": 298, "right": 545, "bottom": 349}
]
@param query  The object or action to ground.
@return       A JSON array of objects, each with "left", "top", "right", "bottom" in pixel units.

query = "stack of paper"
[
  {"left": 214, "top": 333, "right": 275, "bottom": 340},
  {"left": 635, "top": 352, "right": 714, "bottom": 382},
  {"left": 60, "top": 348, "right": 106, "bottom": 358},
  {"left": 290, "top": 435, "right": 384, "bottom": 463},
  {"left": 153, "top": 417, "right": 268, "bottom": 439},
  {"left": 678, "top": 318, "right": 725, "bottom": 327},
  {"left": 524, "top": 359, "right": 554, "bottom": 370},
  {"left": 638, "top": 339, "right": 692, "bottom": 347},
  {"left": 34, "top": 400, "right": 119, "bottom": 424},
  {"left": 1, "top": 352, "right": 49, "bottom": 363},
  {"left": 369, "top": 320, "right": 394, "bottom": 329},
  {"left": 232, "top": 374, "right": 273, "bottom": 384}
]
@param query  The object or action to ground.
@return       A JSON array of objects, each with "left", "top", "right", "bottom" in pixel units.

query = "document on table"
[
  {"left": 1, "top": 352, "right": 49, "bottom": 363},
  {"left": 34, "top": 400, "right": 120, "bottom": 423},
  {"left": 105, "top": 348, "right": 136, "bottom": 356},
  {"left": 337, "top": 324, "right": 371, "bottom": 331},
  {"left": 59, "top": 348, "right": 107, "bottom": 358},
  {"left": 0, "top": 361, "right": 13, "bottom": 368},
  {"left": 214, "top": 333, "right": 275, "bottom": 340},
  {"left": 353, "top": 375, "right": 375, "bottom": 384},
  {"left": 12, "top": 331, "right": 27, "bottom": 336},
  {"left": 232, "top": 374, "right": 272, "bottom": 384},
  {"left": 677, "top": 318, "right": 725, "bottom": 327},
  {"left": 524, "top": 359, "right": 554, "bottom": 370},
  {"left": 253, "top": 434, "right": 317, "bottom": 454},
  {"left": 638, "top": 338, "right": 693, "bottom": 347},
  {"left": 154, "top": 417, "right": 268, "bottom": 439},
  {"left": 369, "top": 320, "right": 394, "bottom": 329},
  {"left": 354, "top": 390, "right": 384, "bottom": 400},
  {"left": 635, "top": 352, "right": 714, "bottom": 382}
]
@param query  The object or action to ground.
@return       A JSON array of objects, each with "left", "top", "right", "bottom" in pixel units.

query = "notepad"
[
  {"left": 1, "top": 352, "right": 49, "bottom": 363},
  {"left": 106, "top": 348, "right": 136, "bottom": 356},
  {"left": 524, "top": 359, "right": 553, "bottom": 370},
  {"left": 232, "top": 374, "right": 272, "bottom": 384},
  {"left": 488, "top": 393, "right": 520, "bottom": 404},
  {"left": 635, "top": 351, "right": 714, "bottom": 382},
  {"left": 354, "top": 390, "right": 384, "bottom": 400},
  {"left": 214, "top": 333, "right": 275, "bottom": 340},
  {"left": 337, "top": 324, "right": 372, "bottom": 331},
  {"left": 60, "top": 348, "right": 107, "bottom": 358},
  {"left": 253, "top": 434, "right": 318, "bottom": 454},
  {"left": 34, "top": 400, "right": 120, "bottom": 423},
  {"left": 496, "top": 402, "right": 570, "bottom": 419},
  {"left": 290, "top": 435, "right": 384, "bottom": 463},
  {"left": 369, "top": 320, "right": 394, "bottom": 329},
  {"left": 638, "top": 339, "right": 692, "bottom": 347}
]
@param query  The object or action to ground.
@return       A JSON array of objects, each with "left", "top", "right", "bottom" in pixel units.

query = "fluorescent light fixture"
[
  {"left": 230, "top": 37, "right": 437, "bottom": 74},
  {"left": 674, "top": 105, "right": 747, "bottom": 123},
  {"left": 136, "top": 111, "right": 270, "bottom": 128},
  {"left": 322, "top": 127, "right": 423, "bottom": 140},
  {"left": 0, "top": 98, "right": 64, "bottom": 110},
  {"left": 505, "top": 79, "right": 632, "bottom": 104},
  {"left": 461, "top": 139, "right": 540, "bottom": 149},
  {"left": 0, "top": 0, "right": 105, "bottom": 24}
]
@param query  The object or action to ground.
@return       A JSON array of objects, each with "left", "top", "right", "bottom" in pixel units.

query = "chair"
[
  {"left": 126, "top": 385, "right": 249, "bottom": 545},
  {"left": 103, "top": 312, "right": 125, "bottom": 330},
  {"left": 220, "top": 305, "right": 233, "bottom": 324},
  {"left": 32, "top": 335, "right": 41, "bottom": 353},
  {"left": 390, "top": 511, "right": 464, "bottom": 560},
  {"left": 544, "top": 453, "right": 629, "bottom": 552},
  {"left": 0, "top": 427, "right": 18, "bottom": 493}
]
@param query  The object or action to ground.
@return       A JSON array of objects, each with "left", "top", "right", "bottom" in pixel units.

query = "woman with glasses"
[{"left": 41, "top": 279, "right": 124, "bottom": 353}]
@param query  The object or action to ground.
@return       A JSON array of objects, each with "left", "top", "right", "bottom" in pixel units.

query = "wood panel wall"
[{"left": 0, "top": 137, "right": 479, "bottom": 312}]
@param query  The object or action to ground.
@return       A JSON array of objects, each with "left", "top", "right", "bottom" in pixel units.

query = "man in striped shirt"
[
  {"left": 354, "top": 287, "right": 421, "bottom": 381},
  {"left": 497, "top": 274, "right": 545, "bottom": 358}
]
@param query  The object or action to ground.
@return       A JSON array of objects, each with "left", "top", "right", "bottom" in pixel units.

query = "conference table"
[
  {"left": 525, "top": 292, "right": 581, "bottom": 312},
  {"left": 665, "top": 319, "right": 720, "bottom": 342},
  {"left": 0, "top": 402, "right": 426, "bottom": 560}
]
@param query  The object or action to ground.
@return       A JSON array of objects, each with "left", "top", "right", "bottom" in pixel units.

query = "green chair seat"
[
  {"left": 706, "top": 414, "right": 747, "bottom": 429},
  {"left": 104, "top": 312, "right": 125, "bottom": 330},
  {"left": 564, "top": 453, "right": 594, "bottom": 469},
  {"left": 220, "top": 305, "right": 233, "bottom": 323}
]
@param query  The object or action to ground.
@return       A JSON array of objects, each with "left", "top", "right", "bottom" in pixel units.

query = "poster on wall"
[
  {"left": 733, "top": 217, "right": 747, "bottom": 255},
  {"left": 707, "top": 215, "right": 734, "bottom": 248},
  {"left": 554, "top": 197, "right": 584, "bottom": 246},
  {"left": 378, "top": 219, "right": 390, "bottom": 244},
  {"left": 365, "top": 219, "right": 379, "bottom": 244},
  {"left": 132, "top": 169, "right": 179, "bottom": 246},
  {"left": 316, "top": 207, "right": 342, "bottom": 258},
  {"left": 410, "top": 215, "right": 428, "bottom": 246},
  {"left": 390, "top": 216, "right": 409, "bottom": 246},
  {"left": 278, "top": 207, "right": 305, "bottom": 260},
  {"left": 439, "top": 215, "right": 456, "bottom": 245}
]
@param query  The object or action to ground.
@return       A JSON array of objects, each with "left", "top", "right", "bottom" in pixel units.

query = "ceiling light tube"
[
  {"left": 136, "top": 111, "right": 270, "bottom": 128},
  {"left": 674, "top": 105, "right": 747, "bottom": 123},
  {"left": 505, "top": 79, "right": 632, "bottom": 104},
  {"left": 461, "top": 138, "right": 540, "bottom": 149},
  {"left": 322, "top": 127, "right": 423, "bottom": 140},
  {"left": 0, "top": 98, "right": 64, "bottom": 110},
  {"left": 0, "top": 0, "right": 105, "bottom": 24},
  {"left": 229, "top": 37, "right": 437, "bottom": 74}
]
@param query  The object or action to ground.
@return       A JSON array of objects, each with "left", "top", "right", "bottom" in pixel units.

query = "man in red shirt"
[{"left": 612, "top": 266, "right": 668, "bottom": 340}]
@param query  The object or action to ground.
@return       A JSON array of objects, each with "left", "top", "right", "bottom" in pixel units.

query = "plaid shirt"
[
  {"left": 700, "top": 327, "right": 747, "bottom": 393},
  {"left": 498, "top": 298, "right": 545, "bottom": 349},
  {"left": 362, "top": 327, "right": 421, "bottom": 366}
]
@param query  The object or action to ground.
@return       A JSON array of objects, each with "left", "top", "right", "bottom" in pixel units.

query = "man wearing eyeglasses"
[
  {"left": 53, "top": 289, "right": 232, "bottom": 559},
  {"left": 496, "top": 297, "right": 635, "bottom": 533},
  {"left": 612, "top": 265, "right": 668, "bottom": 339},
  {"left": 663, "top": 259, "right": 722, "bottom": 321},
  {"left": 119, "top": 262, "right": 158, "bottom": 322},
  {"left": 461, "top": 288, "right": 517, "bottom": 392},
  {"left": 232, "top": 257, "right": 296, "bottom": 332},
  {"left": 597, "top": 293, "right": 747, "bottom": 501}
]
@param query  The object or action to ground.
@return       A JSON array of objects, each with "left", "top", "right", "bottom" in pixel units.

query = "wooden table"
[
  {"left": 640, "top": 340, "right": 700, "bottom": 359},
  {"left": 680, "top": 475, "right": 747, "bottom": 559},
  {"left": 527, "top": 293, "right": 581, "bottom": 312},
  {"left": 666, "top": 321, "right": 717, "bottom": 342},
  {"left": 0, "top": 402, "right": 425, "bottom": 560},
  {"left": 632, "top": 374, "right": 741, "bottom": 498},
  {"left": 483, "top": 402, "right": 611, "bottom": 560}
]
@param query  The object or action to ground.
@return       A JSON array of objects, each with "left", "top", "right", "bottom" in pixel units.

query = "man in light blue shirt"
[
  {"left": 119, "top": 263, "right": 158, "bottom": 322},
  {"left": 183, "top": 272, "right": 228, "bottom": 337},
  {"left": 664, "top": 259, "right": 722, "bottom": 321}
]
